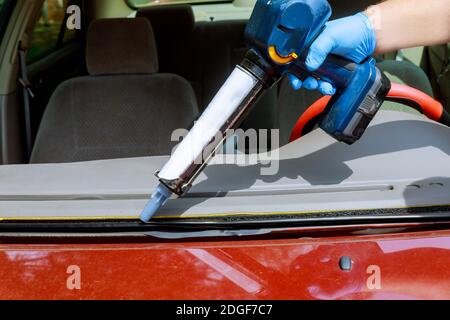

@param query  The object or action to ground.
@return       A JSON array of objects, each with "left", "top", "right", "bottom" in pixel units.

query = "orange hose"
[
  {"left": 289, "top": 83, "right": 445, "bottom": 142},
  {"left": 289, "top": 96, "right": 331, "bottom": 142},
  {"left": 388, "top": 83, "right": 443, "bottom": 121}
]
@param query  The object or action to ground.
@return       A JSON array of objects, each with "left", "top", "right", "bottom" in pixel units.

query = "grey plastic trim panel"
[{"left": 0, "top": 111, "right": 449, "bottom": 220}]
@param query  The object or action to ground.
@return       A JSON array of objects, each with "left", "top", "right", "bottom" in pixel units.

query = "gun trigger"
[{"left": 268, "top": 46, "right": 298, "bottom": 65}]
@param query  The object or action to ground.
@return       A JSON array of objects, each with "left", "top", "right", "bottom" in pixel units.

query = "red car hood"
[{"left": 1, "top": 229, "right": 449, "bottom": 300}]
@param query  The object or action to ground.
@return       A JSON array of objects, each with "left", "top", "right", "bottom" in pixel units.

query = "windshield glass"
[{"left": 1, "top": 110, "right": 450, "bottom": 223}]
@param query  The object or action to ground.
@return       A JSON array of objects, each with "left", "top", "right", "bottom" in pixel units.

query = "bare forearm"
[{"left": 366, "top": 0, "right": 450, "bottom": 54}]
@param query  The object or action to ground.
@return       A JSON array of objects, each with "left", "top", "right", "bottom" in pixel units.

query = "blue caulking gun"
[{"left": 140, "top": 0, "right": 391, "bottom": 222}]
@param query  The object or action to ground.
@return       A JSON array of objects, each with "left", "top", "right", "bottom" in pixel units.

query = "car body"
[
  {"left": 1, "top": 227, "right": 450, "bottom": 300},
  {"left": 0, "top": 0, "right": 449, "bottom": 301}
]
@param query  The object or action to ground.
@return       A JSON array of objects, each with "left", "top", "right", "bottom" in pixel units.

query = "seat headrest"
[
  {"left": 86, "top": 18, "right": 158, "bottom": 76},
  {"left": 137, "top": 5, "right": 195, "bottom": 36}
]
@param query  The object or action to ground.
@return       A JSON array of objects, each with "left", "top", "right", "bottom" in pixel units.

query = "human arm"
[{"left": 290, "top": 0, "right": 450, "bottom": 94}]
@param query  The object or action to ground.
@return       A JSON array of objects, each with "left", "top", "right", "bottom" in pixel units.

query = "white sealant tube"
[{"left": 159, "top": 67, "right": 259, "bottom": 181}]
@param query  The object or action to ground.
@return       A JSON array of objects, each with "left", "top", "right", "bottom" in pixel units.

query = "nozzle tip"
[
  {"left": 139, "top": 198, "right": 163, "bottom": 223},
  {"left": 139, "top": 184, "right": 172, "bottom": 223}
]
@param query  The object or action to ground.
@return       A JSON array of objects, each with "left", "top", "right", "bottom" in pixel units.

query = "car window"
[{"left": 27, "top": 0, "right": 76, "bottom": 64}]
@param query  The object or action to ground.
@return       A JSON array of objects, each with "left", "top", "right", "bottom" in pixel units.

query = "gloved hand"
[{"left": 289, "top": 12, "right": 377, "bottom": 95}]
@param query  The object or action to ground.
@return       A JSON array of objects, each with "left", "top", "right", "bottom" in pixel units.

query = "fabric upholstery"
[
  {"left": 31, "top": 74, "right": 198, "bottom": 163},
  {"left": 277, "top": 78, "right": 323, "bottom": 145},
  {"left": 136, "top": 5, "right": 195, "bottom": 35},
  {"left": 86, "top": 18, "right": 158, "bottom": 76},
  {"left": 421, "top": 44, "right": 450, "bottom": 111},
  {"left": 137, "top": 6, "right": 201, "bottom": 102},
  {"left": 378, "top": 60, "right": 434, "bottom": 114}
]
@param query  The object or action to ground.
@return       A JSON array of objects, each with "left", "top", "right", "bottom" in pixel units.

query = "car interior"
[
  {"left": 0, "top": 0, "right": 448, "bottom": 221},
  {"left": 0, "top": 0, "right": 447, "bottom": 164}
]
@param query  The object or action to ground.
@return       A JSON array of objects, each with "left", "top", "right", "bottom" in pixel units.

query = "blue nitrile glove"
[{"left": 289, "top": 12, "right": 377, "bottom": 95}]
